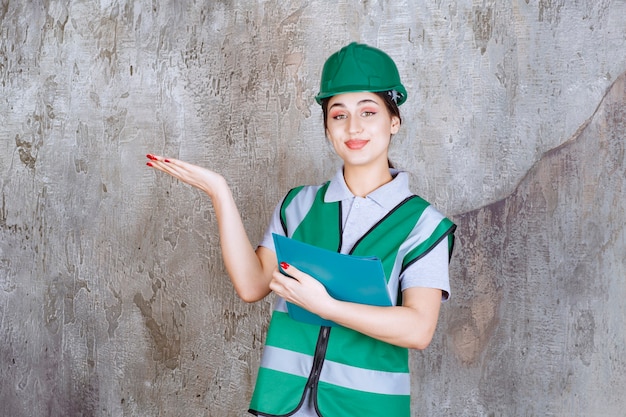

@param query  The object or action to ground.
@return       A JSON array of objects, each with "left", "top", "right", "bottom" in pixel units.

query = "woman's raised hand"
[{"left": 146, "top": 154, "right": 227, "bottom": 198}]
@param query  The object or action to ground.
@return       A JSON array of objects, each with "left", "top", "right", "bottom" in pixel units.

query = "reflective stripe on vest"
[{"left": 261, "top": 345, "right": 411, "bottom": 396}]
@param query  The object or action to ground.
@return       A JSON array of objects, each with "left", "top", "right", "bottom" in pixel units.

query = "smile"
[{"left": 345, "top": 139, "right": 369, "bottom": 150}]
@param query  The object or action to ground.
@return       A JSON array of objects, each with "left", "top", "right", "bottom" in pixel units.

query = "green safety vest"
[{"left": 249, "top": 182, "right": 455, "bottom": 417}]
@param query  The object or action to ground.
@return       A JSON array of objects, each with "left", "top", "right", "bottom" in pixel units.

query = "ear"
[{"left": 390, "top": 116, "right": 400, "bottom": 135}]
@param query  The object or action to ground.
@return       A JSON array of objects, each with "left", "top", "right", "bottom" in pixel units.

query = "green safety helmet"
[{"left": 315, "top": 42, "right": 407, "bottom": 106}]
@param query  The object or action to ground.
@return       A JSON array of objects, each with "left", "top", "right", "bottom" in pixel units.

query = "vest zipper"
[{"left": 307, "top": 326, "right": 331, "bottom": 392}]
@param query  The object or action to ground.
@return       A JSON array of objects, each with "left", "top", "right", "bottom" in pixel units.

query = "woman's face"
[{"left": 325, "top": 92, "right": 400, "bottom": 170}]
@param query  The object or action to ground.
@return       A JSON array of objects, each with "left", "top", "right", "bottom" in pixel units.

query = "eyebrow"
[{"left": 329, "top": 99, "right": 380, "bottom": 110}]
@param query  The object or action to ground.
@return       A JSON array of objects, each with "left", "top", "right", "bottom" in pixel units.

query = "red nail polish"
[
  {"left": 280, "top": 262, "right": 289, "bottom": 270},
  {"left": 147, "top": 154, "right": 157, "bottom": 160},
  {"left": 146, "top": 162, "right": 153, "bottom": 167},
  {"left": 164, "top": 159, "right": 170, "bottom": 163}
]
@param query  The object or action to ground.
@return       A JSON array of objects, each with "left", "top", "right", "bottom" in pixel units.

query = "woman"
[{"left": 147, "top": 42, "right": 455, "bottom": 417}]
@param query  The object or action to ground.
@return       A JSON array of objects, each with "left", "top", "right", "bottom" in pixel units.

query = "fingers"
[
  {"left": 146, "top": 153, "right": 202, "bottom": 174},
  {"left": 272, "top": 267, "right": 294, "bottom": 286},
  {"left": 271, "top": 263, "right": 330, "bottom": 314},
  {"left": 146, "top": 153, "right": 176, "bottom": 168},
  {"left": 279, "top": 262, "right": 302, "bottom": 279},
  {"left": 275, "top": 263, "right": 311, "bottom": 286},
  {"left": 146, "top": 153, "right": 226, "bottom": 197},
  {"left": 146, "top": 153, "right": 168, "bottom": 163},
  {"left": 146, "top": 154, "right": 190, "bottom": 179},
  {"left": 271, "top": 263, "right": 299, "bottom": 290},
  {"left": 272, "top": 263, "right": 317, "bottom": 291},
  {"left": 146, "top": 154, "right": 170, "bottom": 171},
  {"left": 269, "top": 269, "right": 288, "bottom": 296}
]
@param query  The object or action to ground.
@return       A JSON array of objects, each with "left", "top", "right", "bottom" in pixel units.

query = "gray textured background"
[{"left": 1, "top": 1, "right": 625, "bottom": 416}]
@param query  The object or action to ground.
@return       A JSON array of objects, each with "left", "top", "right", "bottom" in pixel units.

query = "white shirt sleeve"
[{"left": 399, "top": 239, "right": 451, "bottom": 301}]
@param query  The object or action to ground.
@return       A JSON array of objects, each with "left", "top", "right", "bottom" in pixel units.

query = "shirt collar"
[{"left": 324, "top": 167, "right": 412, "bottom": 210}]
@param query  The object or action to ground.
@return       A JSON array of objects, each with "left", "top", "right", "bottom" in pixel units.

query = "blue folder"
[{"left": 272, "top": 233, "right": 392, "bottom": 327}]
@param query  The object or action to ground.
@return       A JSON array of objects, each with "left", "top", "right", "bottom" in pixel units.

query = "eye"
[
  {"left": 329, "top": 111, "right": 347, "bottom": 120},
  {"left": 360, "top": 106, "right": 378, "bottom": 117}
]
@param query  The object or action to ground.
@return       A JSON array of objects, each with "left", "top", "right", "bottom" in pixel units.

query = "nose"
[{"left": 348, "top": 116, "right": 362, "bottom": 133}]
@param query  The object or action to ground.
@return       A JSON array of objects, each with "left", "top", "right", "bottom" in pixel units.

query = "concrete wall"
[{"left": 1, "top": 1, "right": 624, "bottom": 416}]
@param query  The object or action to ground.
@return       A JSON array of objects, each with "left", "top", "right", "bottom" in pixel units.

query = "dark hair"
[{"left": 321, "top": 91, "right": 401, "bottom": 168}]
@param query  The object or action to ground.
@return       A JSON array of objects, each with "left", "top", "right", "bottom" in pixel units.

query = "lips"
[{"left": 345, "top": 139, "right": 369, "bottom": 150}]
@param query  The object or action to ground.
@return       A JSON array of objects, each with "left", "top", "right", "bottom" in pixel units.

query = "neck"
[{"left": 343, "top": 164, "right": 393, "bottom": 197}]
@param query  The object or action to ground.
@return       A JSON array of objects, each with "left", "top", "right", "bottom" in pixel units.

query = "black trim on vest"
[
  {"left": 347, "top": 195, "right": 418, "bottom": 255},
  {"left": 336, "top": 201, "right": 343, "bottom": 253},
  {"left": 279, "top": 187, "right": 299, "bottom": 237},
  {"left": 400, "top": 224, "right": 457, "bottom": 274}
]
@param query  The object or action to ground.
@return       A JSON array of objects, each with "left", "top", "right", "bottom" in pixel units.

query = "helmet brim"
[{"left": 315, "top": 86, "right": 407, "bottom": 106}]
